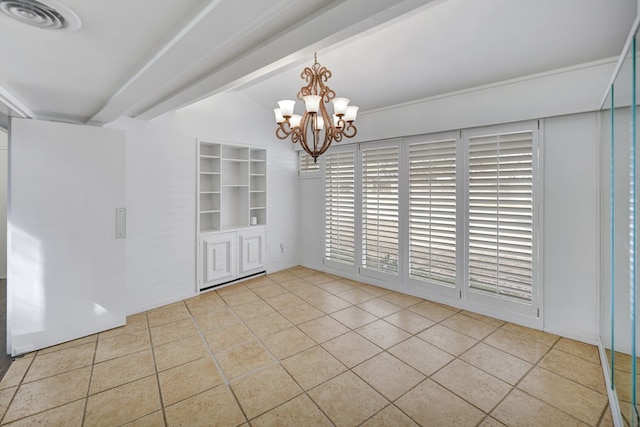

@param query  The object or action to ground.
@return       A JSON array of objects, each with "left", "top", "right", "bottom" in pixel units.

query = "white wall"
[
  {"left": 353, "top": 59, "right": 615, "bottom": 143},
  {"left": 298, "top": 177, "right": 324, "bottom": 268},
  {"left": 542, "top": 113, "right": 600, "bottom": 342},
  {"left": 110, "top": 92, "right": 298, "bottom": 314},
  {"left": 0, "top": 129, "right": 6, "bottom": 278}
]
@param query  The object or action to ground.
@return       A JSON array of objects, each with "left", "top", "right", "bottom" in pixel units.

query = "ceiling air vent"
[{"left": 0, "top": 0, "right": 80, "bottom": 31}]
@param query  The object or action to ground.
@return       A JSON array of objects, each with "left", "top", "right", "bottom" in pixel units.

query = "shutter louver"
[
  {"left": 299, "top": 152, "right": 320, "bottom": 176},
  {"left": 409, "top": 138, "right": 457, "bottom": 286},
  {"left": 468, "top": 131, "right": 533, "bottom": 303},
  {"left": 324, "top": 150, "right": 355, "bottom": 265},
  {"left": 362, "top": 146, "right": 399, "bottom": 275}
]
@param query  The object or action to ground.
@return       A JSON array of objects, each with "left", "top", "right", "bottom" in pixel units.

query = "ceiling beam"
[
  {"left": 0, "top": 86, "right": 33, "bottom": 119},
  {"left": 89, "top": 0, "right": 434, "bottom": 124}
]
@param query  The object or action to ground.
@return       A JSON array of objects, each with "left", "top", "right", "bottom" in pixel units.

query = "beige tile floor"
[{"left": 0, "top": 267, "right": 614, "bottom": 426}]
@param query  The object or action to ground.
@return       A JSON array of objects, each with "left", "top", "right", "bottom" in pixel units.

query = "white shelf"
[
  {"left": 220, "top": 224, "right": 249, "bottom": 231},
  {"left": 198, "top": 141, "right": 266, "bottom": 232}
]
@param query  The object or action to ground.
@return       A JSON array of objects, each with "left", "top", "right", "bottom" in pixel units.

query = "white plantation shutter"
[
  {"left": 468, "top": 130, "right": 534, "bottom": 303},
  {"left": 362, "top": 145, "right": 399, "bottom": 275},
  {"left": 324, "top": 149, "right": 355, "bottom": 265},
  {"left": 299, "top": 151, "right": 320, "bottom": 177},
  {"left": 409, "top": 138, "right": 457, "bottom": 286}
]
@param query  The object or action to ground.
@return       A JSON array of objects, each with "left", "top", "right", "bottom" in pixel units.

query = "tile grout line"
[
  {"left": 145, "top": 311, "right": 170, "bottom": 427},
  {"left": 193, "top": 281, "right": 332, "bottom": 424},
  {"left": 230, "top": 275, "right": 336, "bottom": 423},
  {"left": 263, "top": 274, "right": 432, "bottom": 426},
  {"left": 492, "top": 338, "right": 600, "bottom": 426},
  {"left": 240, "top": 273, "right": 373, "bottom": 423},
  {"left": 184, "top": 297, "right": 252, "bottom": 425},
  {"left": 268, "top": 275, "right": 450, "bottom": 425},
  {"left": 239, "top": 273, "right": 339, "bottom": 424},
  {"left": 0, "top": 352, "right": 35, "bottom": 425},
  {"left": 79, "top": 334, "right": 101, "bottom": 427},
  {"left": 252, "top": 274, "right": 357, "bottom": 425}
]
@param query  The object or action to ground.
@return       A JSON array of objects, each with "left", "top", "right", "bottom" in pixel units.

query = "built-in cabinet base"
[{"left": 199, "top": 226, "right": 266, "bottom": 290}]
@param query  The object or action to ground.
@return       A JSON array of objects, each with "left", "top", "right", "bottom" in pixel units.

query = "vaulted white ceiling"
[{"left": 0, "top": 0, "right": 635, "bottom": 125}]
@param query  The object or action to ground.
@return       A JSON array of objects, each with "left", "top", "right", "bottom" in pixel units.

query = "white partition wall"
[
  {"left": 0, "top": 129, "right": 7, "bottom": 278},
  {"left": 8, "top": 118, "right": 126, "bottom": 355}
]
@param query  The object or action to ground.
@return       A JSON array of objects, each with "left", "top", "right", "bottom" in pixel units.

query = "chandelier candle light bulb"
[
  {"left": 273, "top": 108, "right": 285, "bottom": 124},
  {"left": 332, "top": 97, "right": 350, "bottom": 116},
  {"left": 345, "top": 106, "right": 359, "bottom": 122},
  {"left": 274, "top": 53, "right": 358, "bottom": 162},
  {"left": 277, "top": 100, "right": 296, "bottom": 118},
  {"left": 290, "top": 114, "right": 302, "bottom": 128},
  {"left": 303, "top": 95, "right": 321, "bottom": 113}
]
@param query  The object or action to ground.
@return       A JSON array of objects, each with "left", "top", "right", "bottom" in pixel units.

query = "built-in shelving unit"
[
  {"left": 198, "top": 142, "right": 267, "bottom": 232},
  {"left": 198, "top": 143, "right": 221, "bottom": 232},
  {"left": 249, "top": 148, "right": 267, "bottom": 226},
  {"left": 197, "top": 141, "right": 267, "bottom": 291}
]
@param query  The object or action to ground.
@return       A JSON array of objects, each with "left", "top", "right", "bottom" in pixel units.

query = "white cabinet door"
[
  {"left": 238, "top": 227, "right": 266, "bottom": 276},
  {"left": 202, "top": 232, "right": 236, "bottom": 286},
  {"left": 8, "top": 118, "right": 126, "bottom": 356}
]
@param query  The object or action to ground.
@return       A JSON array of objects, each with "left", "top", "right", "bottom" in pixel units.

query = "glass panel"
[{"left": 601, "top": 32, "right": 638, "bottom": 427}]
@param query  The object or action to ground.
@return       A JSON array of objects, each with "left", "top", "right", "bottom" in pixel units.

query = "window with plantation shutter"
[
  {"left": 467, "top": 130, "right": 534, "bottom": 303},
  {"left": 408, "top": 138, "right": 457, "bottom": 286},
  {"left": 361, "top": 144, "right": 399, "bottom": 275},
  {"left": 298, "top": 151, "right": 320, "bottom": 177},
  {"left": 324, "top": 149, "right": 355, "bottom": 266}
]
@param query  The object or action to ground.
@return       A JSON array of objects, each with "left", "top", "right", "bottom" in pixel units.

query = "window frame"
[
  {"left": 359, "top": 139, "right": 402, "bottom": 282},
  {"left": 403, "top": 131, "right": 462, "bottom": 299},
  {"left": 462, "top": 121, "right": 541, "bottom": 319},
  {"left": 322, "top": 144, "right": 358, "bottom": 274}
]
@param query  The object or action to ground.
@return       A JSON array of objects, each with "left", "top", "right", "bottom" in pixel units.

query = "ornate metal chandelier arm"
[
  {"left": 317, "top": 134, "right": 334, "bottom": 157},
  {"left": 296, "top": 115, "right": 315, "bottom": 157},
  {"left": 341, "top": 122, "right": 357, "bottom": 139},
  {"left": 275, "top": 122, "right": 292, "bottom": 139},
  {"left": 290, "top": 125, "right": 304, "bottom": 145},
  {"left": 298, "top": 63, "right": 336, "bottom": 102}
]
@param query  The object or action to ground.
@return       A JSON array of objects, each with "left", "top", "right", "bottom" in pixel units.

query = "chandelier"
[{"left": 274, "top": 53, "right": 358, "bottom": 162}]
